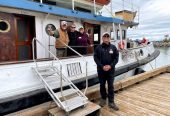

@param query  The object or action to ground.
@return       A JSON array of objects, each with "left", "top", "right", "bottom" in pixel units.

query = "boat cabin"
[{"left": 0, "top": 0, "right": 138, "bottom": 62}]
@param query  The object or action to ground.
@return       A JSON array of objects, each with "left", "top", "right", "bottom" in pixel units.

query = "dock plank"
[
  {"left": 116, "top": 95, "right": 170, "bottom": 115},
  {"left": 120, "top": 91, "right": 170, "bottom": 109},
  {"left": 100, "top": 72, "right": 170, "bottom": 116},
  {"left": 129, "top": 86, "right": 170, "bottom": 98},
  {"left": 127, "top": 88, "right": 170, "bottom": 102},
  {"left": 116, "top": 97, "right": 165, "bottom": 116}
]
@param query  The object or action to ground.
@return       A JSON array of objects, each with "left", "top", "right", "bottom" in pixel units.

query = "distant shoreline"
[{"left": 152, "top": 41, "right": 170, "bottom": 47}]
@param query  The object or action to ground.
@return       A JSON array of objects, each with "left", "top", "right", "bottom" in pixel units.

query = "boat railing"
[
  {"left": 127, "top": 42, "right": 153, "bottom": 50},
  {"left": 32, "top": 37, "right": 88, "bottom": 95},
  {"left": 35, "top": 0, "right": 98, "bottom": 15},
  {"left": 32, "top": 37, "right": 63, "bottom": 68},
  {"left": 58, "top": 40, "right": 88, "bottom": 95},
  {"left": 32, "top": 37, "right": 67, "bottom": 101}
]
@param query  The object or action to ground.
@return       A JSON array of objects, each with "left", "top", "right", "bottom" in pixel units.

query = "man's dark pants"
[{"left": 98, "top": 71, "right": 115, "bottom": 103}]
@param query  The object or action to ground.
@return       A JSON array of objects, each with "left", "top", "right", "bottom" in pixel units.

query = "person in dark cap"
[{"left": 93, "top": 32, "right": 119, "bottom": 111}]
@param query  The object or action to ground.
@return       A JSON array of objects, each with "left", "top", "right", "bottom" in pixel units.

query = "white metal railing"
[
  {"left": 32, "top": 37, "right": 66, "bottom": 101},
  {"left": 59, "top": 41, "right": 88, "bottom": 95},
  {"left": 72, "top": 0, "right": 74, "bottom": 10},
  {"left": 93, "top": 0, "right": 96, "bottom": 14},
  {"left": 36, "top": 0, "right": 98, "bottom": 15},
  {"left": 32, "top": 37, "right": 88, "bottom": 95}
]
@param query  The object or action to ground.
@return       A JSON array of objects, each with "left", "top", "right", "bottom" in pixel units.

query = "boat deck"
[{"left": 101, "top": 73, "right": 170, "bottom": 116}]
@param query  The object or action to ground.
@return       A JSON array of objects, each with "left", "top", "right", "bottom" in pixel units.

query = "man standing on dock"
[{"left": 93, "top": 32, "right": 119, "bottom": 111}]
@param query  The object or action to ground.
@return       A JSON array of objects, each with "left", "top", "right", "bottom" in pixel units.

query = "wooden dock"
[
  {"left": 8, "top": 65, "right": 170, "bottom": 116},
  {"left": 100, "top": 73, "right": 170, "bottom": 116}
]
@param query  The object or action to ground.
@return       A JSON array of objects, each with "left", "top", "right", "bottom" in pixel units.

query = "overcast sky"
[{"left": 102, "top": 0, "right": 170, "bottom": 41}]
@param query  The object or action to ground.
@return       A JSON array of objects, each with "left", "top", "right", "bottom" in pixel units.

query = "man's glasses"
[
  {"left": 62, "top": 24, "right": 67, "bottom": 27},
  {"left": 103, "top": 35, "right": 109, "bottom": 38}
]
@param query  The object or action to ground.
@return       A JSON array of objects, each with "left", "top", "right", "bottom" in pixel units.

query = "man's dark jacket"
[
  {"left": 68, "top": 31, "right": 79, "bottom": 46},
  {"left": 94, "top": 43, "right": 119, "bottom": 73}
]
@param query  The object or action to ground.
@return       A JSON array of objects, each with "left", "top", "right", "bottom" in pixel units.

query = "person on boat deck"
[
  {"left": 67, "top": 23, "right": 79, "bottom": 56},
  {"left": 93, "top": 32, "right": 119, "bottom": 111},
  {"left": 77, "top": 26, "right": 90, "bottom": 55},
  {"left": 48, "top": 21, "right": 69, "bottom": 57}
]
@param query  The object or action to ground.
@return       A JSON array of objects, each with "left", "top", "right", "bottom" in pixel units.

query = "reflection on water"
[
  {"left": 157, "top": 47, "right": 170, "bottom": 66},
  {"left": 144, "top": 47, "right": 170, "bottom": 71}
]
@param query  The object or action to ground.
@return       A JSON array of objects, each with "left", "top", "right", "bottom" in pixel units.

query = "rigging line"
[
  {"left": 120, "top": 0, "right": 139, "bottom": 8},
  {"left": 103, "top": 6, "right": 115, "bottom": 17}
]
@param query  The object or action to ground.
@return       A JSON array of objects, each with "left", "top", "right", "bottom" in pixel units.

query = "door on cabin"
[
  {"left": 0, "top": 12, "right": 35, "bottom": 62},
  {"left": 84, "top": 23, "right": 100, "bottom": 54},
  {"left": 84, "top": 23, "right": 94, "bottom": 54},
  {"left": 14, "top": 15, "right": 35, "bottom": 61},
  {"left": 93, "top": 25, "right": 101, "bottom": 50}
]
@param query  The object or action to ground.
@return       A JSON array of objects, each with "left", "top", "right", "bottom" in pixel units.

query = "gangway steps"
[
  {"left": 32, "top": 65, "right": 88, "bottom": 113},
  {"left": 39, "top": 70, "right": 57, "bottom": 76},
  {"left": 55, "top": 88, "right": 78, "bottom": 98},
  {"left": 62, "top": 96, "right": 88, "bottom": 112}
]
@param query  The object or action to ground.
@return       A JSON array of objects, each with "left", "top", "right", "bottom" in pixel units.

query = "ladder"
[{"left": 32, "top": 38, "right": 88, "bottom": 113}]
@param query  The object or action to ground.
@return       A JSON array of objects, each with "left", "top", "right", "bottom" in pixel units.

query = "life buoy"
[{"left": 118, "top": 40, "right": 125, "bottom": 50}]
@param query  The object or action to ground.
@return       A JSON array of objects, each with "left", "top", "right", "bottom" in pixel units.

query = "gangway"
[{"left": 31, "top": 38, "right": 88, "bottom": 113}]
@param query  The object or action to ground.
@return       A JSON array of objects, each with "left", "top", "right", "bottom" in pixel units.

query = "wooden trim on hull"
[{"left": 0, "top": 49, "right": 160, "bottom": 115}]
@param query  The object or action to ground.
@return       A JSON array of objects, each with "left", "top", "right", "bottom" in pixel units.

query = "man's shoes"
[
  {"left": 108, "top": 102, "right": 119, "bottom": 111},
  {"left": 99, "top": 99, "right": 106, "bottom": 107}
]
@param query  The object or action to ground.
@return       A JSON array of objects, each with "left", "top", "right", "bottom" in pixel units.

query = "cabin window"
[
  {"left": 75, "top": 7, "right": 91, "bottom": 13},
  {"left": 122, "top": 30, "right": 126, "bottom": 39},
  {"left": 17, "top": 19, "right": 28, "bottom": 41},
  {"left": 0, "top": 20, "right": 10, "bottom": 33},
  {"left": 94, "top": 34, "right": 99, "bottom": 41},
  {"left": 110, "top": 28, "right": 115, "bottom": 40},
  {"left": 117, "top": 30, "right": 126, "bottom": 40},
  {"left": 117, "top": 30, "right": 120, "bottom": 40}
]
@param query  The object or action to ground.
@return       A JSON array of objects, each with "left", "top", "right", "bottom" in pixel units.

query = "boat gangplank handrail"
[
  {"left": 32, "top": 37, "right": 63, "bottom": 66},
  {"left": 32, "top": 37, "right": 89, "bottom": 111},
  {"left": 32, "top": 37, "right": 66, "bottom": 101},
  {"left": 32, "top": 37, "right": 88, "bottom": 95},
  {"left": 59, "top": 40, "right": 88, "bottom": 95}
]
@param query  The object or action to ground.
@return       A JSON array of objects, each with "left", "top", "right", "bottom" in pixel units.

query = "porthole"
[
  {"left": 45, "top": 24, "right": 56, "bottom": 36},
  {"left": 0, "top": 20, "right": 10, "bottom": 33}
]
